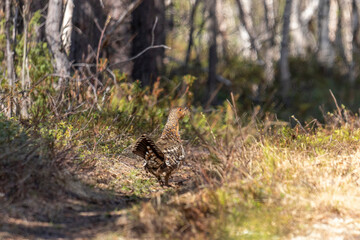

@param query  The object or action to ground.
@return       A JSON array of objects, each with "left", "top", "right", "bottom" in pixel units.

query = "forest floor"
[
  {"left": 0, "top": 145, "right": 201, "bottom": 240},
  {"left": 2, "top": 114, "right": 360, "bottom": 239},
  {"left": 2, "top": 145, "right": 360, "bottom": 240}
]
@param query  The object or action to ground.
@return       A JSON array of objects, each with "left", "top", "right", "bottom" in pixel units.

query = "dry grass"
[
  {"left": 114, "top": 104, "right": 360, "bottom": 239},
  {"left": 2, "top": 102, "right": 360, "bottom": 239}
]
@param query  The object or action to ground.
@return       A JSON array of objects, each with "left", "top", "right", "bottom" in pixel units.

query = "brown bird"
[{"left": 132, "top": 107, "right": 189, "bottom": 186}]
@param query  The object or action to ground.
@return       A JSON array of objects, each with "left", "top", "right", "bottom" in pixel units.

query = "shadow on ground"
[{"left": 0, "top": 147, "right": 202, "bottom": 239}]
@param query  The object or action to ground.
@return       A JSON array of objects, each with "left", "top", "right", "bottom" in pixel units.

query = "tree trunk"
[
  {"left": 45, "top": 0, "right": 71, "bottom": 90},
  {"left": 20, "top": 0, "right": 31, "bottom": 119},
  {"left": 185, "top": 0, "right": 200, "bottom": 66},
  {"left": 355, "top": 0, "right": 360, "bottom": 46},
  {"left": 290, "top": 0, "right": 307, "bottom": 56},
  {"left": 70, "top": 0, "right": 106, "bottom": 64},
  {"left": 328, "top": 0, "right": 338, "bottom": 43},
  {"left": 263, "top": 0, "right": 275, "bottom": 45},
  {"left": 339, "top": 0, "right": 355, "bottom": 84},
  {"left": 131, "top": 0, "right": 165, "bottom": 87},
  {"left": 280, "top": 0, "right": 292, "bottom": 102},
  {"left": 61, "top": 0, "right": 74, "bottom": 55},
  {"left": 235, "top": 0, "right": 261, "bottom": 60},
  {"left": 301, "top": 0, "right": 319, "bottom": 24},
  {"left": 207, "top": 0, "right": 218, "bottom": 107},
  {"left": 5, "top": 0, "right": 15, "bottom": 117},
  {"left": 318, "top": 0, "right": 335, "bottom": 68},
  {"left": 263, "top": 0, "right": 276, "bottom": 86}
]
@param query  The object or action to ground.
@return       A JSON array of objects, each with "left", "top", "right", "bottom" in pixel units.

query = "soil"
[{"left": 0, "top": 147, "right": 202, "bottom": 240}]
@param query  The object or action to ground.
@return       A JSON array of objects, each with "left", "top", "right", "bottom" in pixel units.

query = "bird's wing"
[{"left": 157, "top": 138, "right": 185, "bottom": 169}]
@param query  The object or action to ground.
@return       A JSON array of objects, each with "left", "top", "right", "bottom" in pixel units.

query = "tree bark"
[
  {"left": 263, "top": 0, "right": 275, "bottom": 45},
  {"left": 339, "top": 0, "right": 355, "bottom": 84},
  {"left": 290, "top": 0, "right": 307, "bottom": 56},
  {"left": 131, "top": 0, "right": 165, "bottom": 87},
  {"left": 70, "top": 0, "right": 106, "bottom": 64},
  {"left": 235, "top": 0, "right": 261, "bottom": 60},
  {"left": 185, "top": 0, "right": 200, "bottom": 66},
  {"left": 5, "top": 0, "right": 15, "bottom": 117},
  {"left": 280, "top": 0, "right": 292, "bottom": 101},
  {"left": 207, "top": 0, "right": 218, "bottom": 107},
  {"left": 21, "top": 0, "right": 31, "bottom": 119},
  {"left": 328, "top": 0, "right": 338, "bottom": 43},
  {"left": 61, "top": 0, "right": 74, "bottom": 55},
  {"left": 301, "top": 0, "right": 319, "bottom": 24},
  {"left": 318, "top": 0, "right": 335, "bottom": 68},
  {"left": 262, "top": 0, "right": 276, "bottom": 86},
  {"left": 355, "top": 0, "right": 360, "bottom": 46},
  {"left": 45, "top": 0, "right": 71, "bottom": 90}
]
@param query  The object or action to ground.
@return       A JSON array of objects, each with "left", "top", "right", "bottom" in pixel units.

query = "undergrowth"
[
  {"left": 0, "top": 114, "right": 70, "bottom": 206},
  {"left": 119, "top": 99, "right": 360, "bottom": 239},
  {"left": 1, "top": 21, "right": 360, "bottom": 237},
  {"left": 2, "top": 70, "right": 360, "bottom": 239}
]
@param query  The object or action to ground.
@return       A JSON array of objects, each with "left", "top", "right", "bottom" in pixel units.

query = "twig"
[
  {"left": 106, "top": 0, "right": 143, "bottom": 37},
  {"left": 205, "top": 83, "right": 223, "bottom": 109},
  {"left": 109, "top": 45, "right": 171, "bottom": 68},
  {"left": 96, "top": 15, "right": 112, "bottom": 72},
  {"left": 151, "top": 17, "right": 158, "bottom": 46},
  {"left": 0, "top": 43, "right": 170, "bottom": 103},
  {"left": 99, "top": 0, "right": 104, "bottom": 8},
  {"left": 291, "top": 115, "right": 307, "bottom": 133},
  {"left": 329, "top": 89, "right": 343, "bottom": 120}
]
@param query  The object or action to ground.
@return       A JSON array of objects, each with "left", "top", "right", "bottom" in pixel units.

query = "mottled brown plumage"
[{"left": 132, "top": 107, "right": 189, "bottom": 186}]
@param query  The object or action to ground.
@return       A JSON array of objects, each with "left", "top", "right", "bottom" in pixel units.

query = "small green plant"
[{"left": 120, "top": 170, "right": 157, "bottom": 196}]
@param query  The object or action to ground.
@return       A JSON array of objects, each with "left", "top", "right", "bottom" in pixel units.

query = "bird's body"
[{"left": 132, "top": 107, "right": 189, "bottom": 186}]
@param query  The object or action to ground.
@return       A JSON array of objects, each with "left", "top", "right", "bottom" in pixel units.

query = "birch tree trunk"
[
  {"left": 45, "top": 0, "right": 71, "bottom": 90},
  {"left": 263, "top": 0, "right": 275, "bottom": 45},
  {"left": 235, "top": 0, "right": 261, "bottom": 60},
  {"left": 280, "top": 0, "right": 292, "bottom": 101},
  {"left": 237, "top": 0, "right": 252, "bottom": 57},
  {"left": 263, "top": 0, "right": 276, "bottom": 86},
  {"left": 301, "top": 0, "right": 319, "bottom": 25},
  {"left": 355, "top": 0, "right": 360, "bottom": 45},
  {"left": 20, "top": 0, "right": 31, "bottom": 119},
  {"left": 5, "top": 0, "right": 15, "bottom": 117},
  {"left": 318, "top": 0, "right": 334, "bottom": 68},
  {"left": 61, "top": 0, "right": 74, "bottom": 55},
  {"left": 339, "top": 0, "right": 355, "bottom": 84},
  {"left": 328, "top": 0, "right": 338, "bottom": 43},
  {"left": 290, "top": 0, "right": 307, "bottom": 56}
]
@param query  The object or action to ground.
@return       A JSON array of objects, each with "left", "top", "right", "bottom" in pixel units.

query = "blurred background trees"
[{"left": 1, "top": 0, "right": 360, "bottom": 121}]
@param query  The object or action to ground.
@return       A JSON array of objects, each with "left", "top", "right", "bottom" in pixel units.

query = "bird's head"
[
  {"left": 170, "top": 107, "right": 190, "bottom": 120},
  {"left": 162, "top": 107, "right": 190, "bottom": 139}
]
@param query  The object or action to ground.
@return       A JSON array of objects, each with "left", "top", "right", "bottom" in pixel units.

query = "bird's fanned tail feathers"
[{"left": 132, "top": 135, "right": 164, "bottom": 160}]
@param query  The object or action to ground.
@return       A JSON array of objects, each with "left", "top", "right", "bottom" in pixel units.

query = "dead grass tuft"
[{"left": 122, "top": 100, "right": 360, "bottom": 239}]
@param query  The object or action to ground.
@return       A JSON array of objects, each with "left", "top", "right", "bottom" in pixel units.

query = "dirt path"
[
  {"left": 0, "top": 149, "right": 199, "bottom": 240},
  {"left": 2, "top": 147, "right": 360, "bottom": 240}
]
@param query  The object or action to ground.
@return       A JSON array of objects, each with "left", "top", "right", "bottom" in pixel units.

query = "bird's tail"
[{"left": 132, "top": 135, "right": 164, "bottom": 161}]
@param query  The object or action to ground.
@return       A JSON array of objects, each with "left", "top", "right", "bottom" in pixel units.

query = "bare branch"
[
  {"left": 109, "top": 44, "right": 171, "bottom": 68},
  {"left": 151, "top": 17, "right": 158, "bottom": 46},
  {"left": 96, "top": 15, "right": 112, "bottom": 72},
  {"left": 105, "top": 0, "right": 143, "bottom": 37}
]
